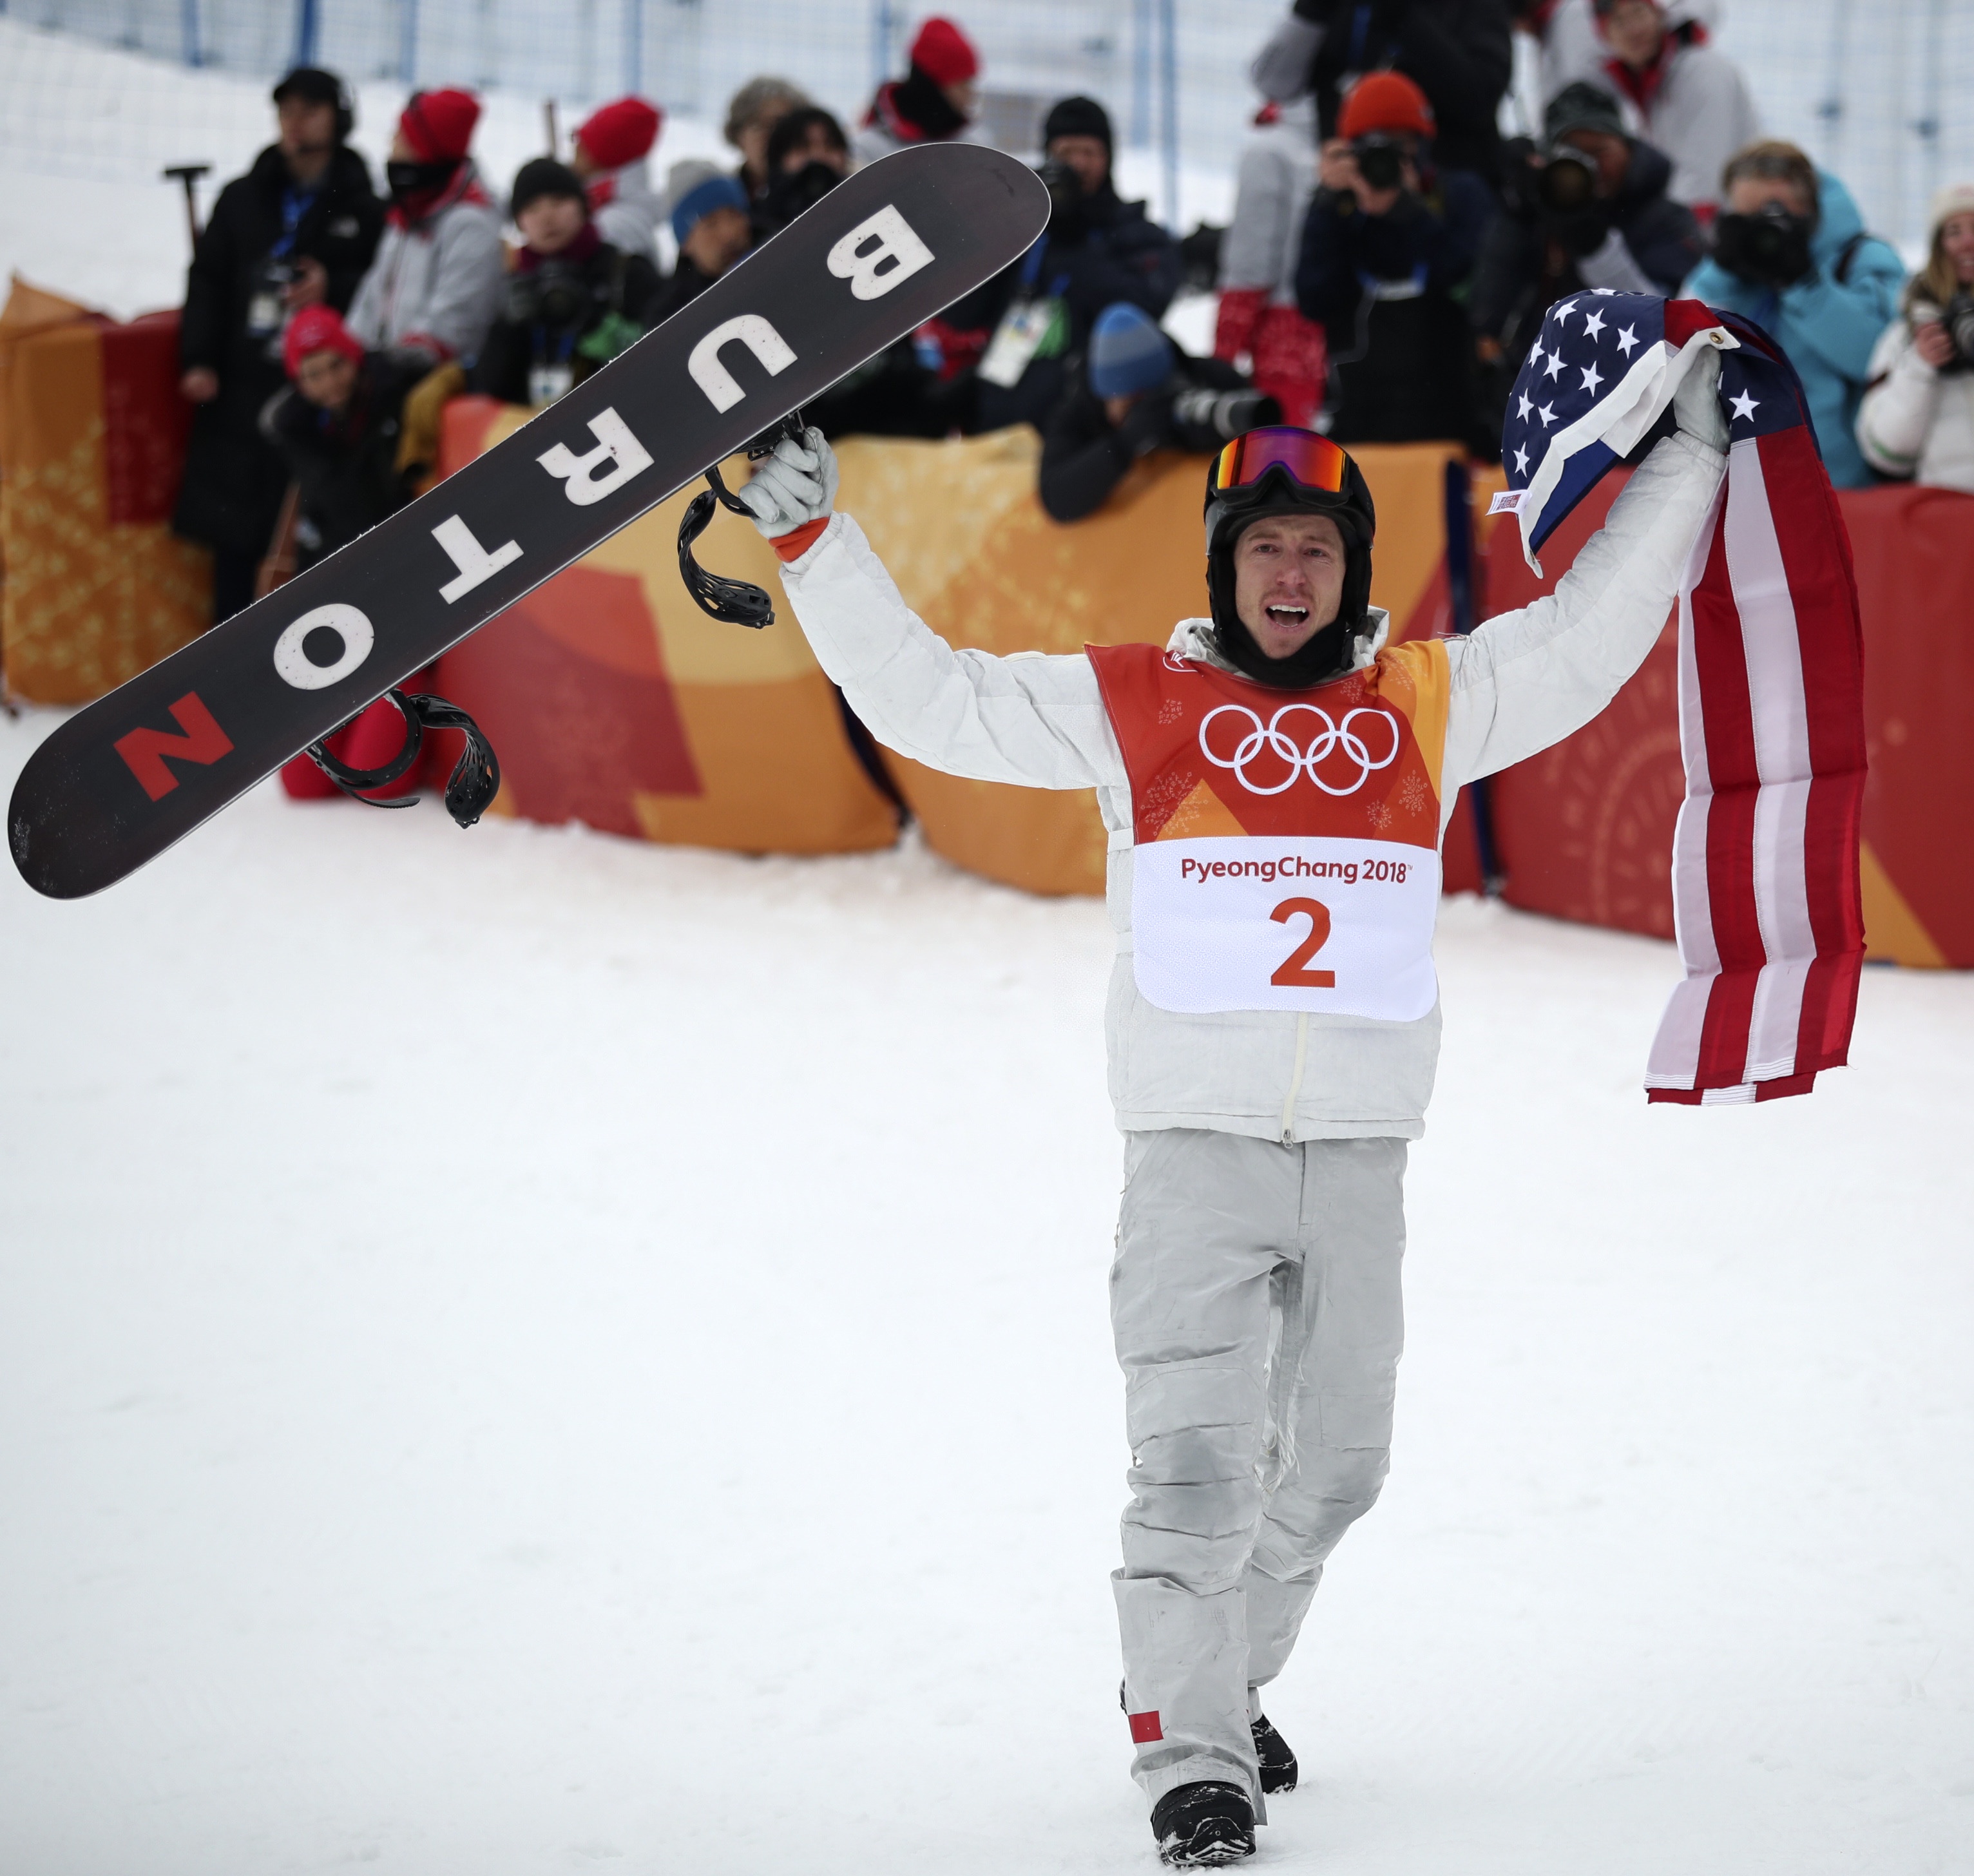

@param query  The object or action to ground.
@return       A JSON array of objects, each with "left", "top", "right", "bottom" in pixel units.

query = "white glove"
[
  {"left": 1672, "top": 343, "right": 1730, "bottom": 454},
  {"left": 734, "top": 427, "right": 839, "bottom": 539}
]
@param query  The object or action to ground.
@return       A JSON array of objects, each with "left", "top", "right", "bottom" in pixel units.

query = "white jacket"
[
  {"left": 346, "top": 162, "right": 506, "bottom": 366},
  {"left": 590, "top": 160, "right": 663, "bottom": 268},
  {"left": 1217, "top": 100, "right": 1318, "bottom": 305},
  {"left": 1856, "top": 313, "right": 1974, "bottom": 494},
  {"left": 779, "top": 433, "right": 1725, "bottom": 1143}
]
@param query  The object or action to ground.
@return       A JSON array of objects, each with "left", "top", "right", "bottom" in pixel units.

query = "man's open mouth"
[{"left": 1265, "top": 605, "right": 1309, "bottom": 624}]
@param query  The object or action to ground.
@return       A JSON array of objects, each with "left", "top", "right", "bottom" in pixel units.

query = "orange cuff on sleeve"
[{"left": 773, "top": 517, "right": 830, "bottom": 563}]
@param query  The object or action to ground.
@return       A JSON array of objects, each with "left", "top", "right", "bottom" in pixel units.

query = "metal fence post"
[
  {"left": 398, "top": 0, "right": 419, "bottom": 86},
  {"left": 872, "top": 0, "right": 898, "bottom": 91},
  {"left": 180, "top": 0, "right": 201, "bottom": 67},
  {"left": 292, "top": 0, "right": 319, "bottom": 68},
  {"left": 623, "top": 0, "right": 642, "bottom": 95},
  {"left": 1158, "top": 0, "right": 1179, "bottom": 230},
  {"left": 1131, "top": 0, "right": 1153, "bottom": 150}
]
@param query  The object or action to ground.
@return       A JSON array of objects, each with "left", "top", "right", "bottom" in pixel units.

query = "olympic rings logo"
[{"left": 1198, "top": 703, "right": 1402, "bottom": 796}]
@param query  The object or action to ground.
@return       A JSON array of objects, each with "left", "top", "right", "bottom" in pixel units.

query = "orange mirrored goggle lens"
[{"left": 1209, "top": 428, "right": 1348, "bottom": 497}]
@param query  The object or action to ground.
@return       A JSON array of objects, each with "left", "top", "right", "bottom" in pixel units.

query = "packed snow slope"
[{"left": 0, "top": 708, "right": 1969, "bottom": 1876}]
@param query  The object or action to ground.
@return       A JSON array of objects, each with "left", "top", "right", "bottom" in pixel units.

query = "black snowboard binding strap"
[
  {"left": 303, "top": 687, "right": 502, "bottom": 829},
  {"left": 677, "top": 411, "right": 809, "bottom": 629}
]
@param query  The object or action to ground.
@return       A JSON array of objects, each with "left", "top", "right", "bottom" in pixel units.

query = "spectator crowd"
[{"left": 170, "top": 3, "right": 1974, "bottom": 624}]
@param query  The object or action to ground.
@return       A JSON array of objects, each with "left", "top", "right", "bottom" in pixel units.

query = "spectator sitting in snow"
[
  {"left": 1683, "top": 140, "right": 1904, "bottom": 490},
  {"left": 1294, "top": 70, "right": 1493, "bottom": 447},
  {"left": 345, "top": 89, "right": 506, "bottom": 373},
  {"left": 644, "top": 164, "right": 754, "bottom": 326},
  {"left": 173, "top": 65, "right": 383, "bottom": 624},
  {"left": 261, "top": 305, "right": 419, "bottom": 573},
  {"left": 752, "top": 106, "right": 854, "bottom": 240},
  {"left": 968, "top": 95, "right": 1182, "bottom": 435},
  {"left": 1583, "top": 0, "right": 1757, "bottom": 224},
  {"left": 570, "top": 96, "right": 665, "bottom": 268},
  {"left": 723, "top": 77, "right": 812, "bottom": 204},
  {"left": 1214, "top": 98, "right": 1327, "bottom": 430},
  {"left": 1470, "top": 82, "right": 1701, "bottom": 434},
  {"left": 1252, "top": 0, "right": 1515, "bottom": 186},
  {"left": 854, "top": 15, "right": 981, "bottom": 167},
  {"left": 1857, "top": 186, "right": 1974, "bottom": 495},
  {"left": 1038, "top": 303, "right": 1272, "bottom": 523},
  {"left": 470, "top": 160, "right": 660, "bottom": 408}
]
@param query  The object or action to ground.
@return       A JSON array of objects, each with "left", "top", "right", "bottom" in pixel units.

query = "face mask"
[
  {"left": 387, "top": 158, "right": 454, "bottom": 201},
  {"left": 1714, "top": 204, "right": 1815, "bottom": 290}
]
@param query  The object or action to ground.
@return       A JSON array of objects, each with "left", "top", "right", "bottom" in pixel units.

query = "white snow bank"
[{"left": 0, "top": 704, "right": 1968, "bottom": 1875}]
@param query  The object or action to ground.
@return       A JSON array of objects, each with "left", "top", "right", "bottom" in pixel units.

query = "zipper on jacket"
[{"left": 1279, "top": 1013, "right": 1310, "bottom": 1144}]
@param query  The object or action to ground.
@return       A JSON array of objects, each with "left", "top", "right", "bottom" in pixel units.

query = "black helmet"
[{"left": 1203, "top": 426, "right": 1377, "bottom": 689}]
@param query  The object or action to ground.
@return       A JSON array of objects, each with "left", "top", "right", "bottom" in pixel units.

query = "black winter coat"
[
  {"left": 261, "top": 355, "right": 419, "bottom": 570},
  {"left": 469, "top": 240, "right": 662, "bottom": 407},
  {"left": 1299, "top": 0, "right": 1515, "bottom": 185},
  {"left": 173, "top": 144, "right": 384, "bottom": 558},
  {"left": 1296, "top": 169, "right": 1495, "bottom": 446},
  {"left": 1039, "top": 355, "right": 1249, "bottom": 522},
  {"left": 962, "top": 184, "right": 1184, "bottom": 433},
  {"left": 643, "top": 254, "right": 723, "bottom": 329}
]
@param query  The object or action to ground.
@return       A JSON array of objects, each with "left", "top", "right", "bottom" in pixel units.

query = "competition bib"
[{"left": 1088, "top": 640, "right": 1452, "bottom": 1020}]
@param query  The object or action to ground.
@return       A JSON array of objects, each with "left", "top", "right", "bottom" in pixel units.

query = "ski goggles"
[{"left": 1207, "top": 427, "right": 1350, "bottom": 499}]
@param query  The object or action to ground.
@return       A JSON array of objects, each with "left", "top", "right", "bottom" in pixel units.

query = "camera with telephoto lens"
[
  {"left": 1350, "top": 133, "right": 1409, "bottom": 195},
  {"left": 1937, "top": 293, "right": 1974, "bottom": 374},
  {"left": 1536, "top": 145, "right": 1599, "bottom": 215},
  {"left": 1170, "top": 385, "right": 1284, "bottom": 452},
  {"left": 504, "top": 259, "right": 591, "bottom": 330},
  {"left": 1712, "top": 202, "right": 1816, "bottom": 290}
]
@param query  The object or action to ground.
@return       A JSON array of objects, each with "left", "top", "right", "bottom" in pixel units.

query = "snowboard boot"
[
  {"left": 1150, "top": 1781, "right": 1256, "bottom": 1866},
  {"left": 1251, "top": 1711, "right": 1298, "bottom": 1794}
]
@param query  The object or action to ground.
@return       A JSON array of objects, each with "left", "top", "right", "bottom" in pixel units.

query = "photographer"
[
  {"left": 1038, "top": 303, "right": 1276, "bottom": 522},
  {"left": 1683, "top": 141, "right": 1904, "bottom": 488},
  {"left": 470, "top": 160, "right": 660, "bottom": 408},
  {"left": 1857, "top": 186, "right": 1974, "bottom": 494},
  {"left": 1252, "top": 0, "right": 1513, "bottom": 184},
  {"left": 970, "top": 96, "right": 1181, "bottom": 434},
  {"left": 1470, "top": 83, "right": 1701, "bottom": 434},
  {"left": 262, "top": 306, "right": 420, "bottom": 573},
  {"left": 174, "top": 66, "right": 383, "bottom": 623},
  {"left": 752, "top": 106, "right": 853, "bottom": 240},
  {"left": 1293, "top": 70, "right": 1493, "bottom": 446}
]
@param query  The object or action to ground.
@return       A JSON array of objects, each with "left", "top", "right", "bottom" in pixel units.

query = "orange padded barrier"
[
  {"left": 0, "top": 279, "right": 209, "bottom": 702},
  {"left": 1477, "top": 472, "right": 1973, "bottom": 969},
  {"left": 426, "top": 397, "right": 899, "bottom": 855}
]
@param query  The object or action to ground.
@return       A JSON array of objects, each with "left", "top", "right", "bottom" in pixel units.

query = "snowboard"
[{"left": 10, "top": 144, "right": 1049, "bottom": 899}]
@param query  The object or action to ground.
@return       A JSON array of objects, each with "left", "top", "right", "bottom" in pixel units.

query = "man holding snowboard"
[{"left": 738, "top": 359, "right": 1727, "bottom": 1864}]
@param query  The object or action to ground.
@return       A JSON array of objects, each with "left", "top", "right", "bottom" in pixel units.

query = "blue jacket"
[{"left": 1682, "top": 171, "right": 1904, "bottom": 488}]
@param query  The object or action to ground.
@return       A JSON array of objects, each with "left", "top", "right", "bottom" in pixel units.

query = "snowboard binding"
[
  {"left": 303, "top": 687, "right": 502, "bottom": 828},
  {"left": 676, "top": 410, "right": 808, "bottom": 629}
]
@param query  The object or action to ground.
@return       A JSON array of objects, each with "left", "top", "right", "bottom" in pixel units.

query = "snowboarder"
[{"left": 735, "top": 379, "right": 1730, "bottom": 1862}]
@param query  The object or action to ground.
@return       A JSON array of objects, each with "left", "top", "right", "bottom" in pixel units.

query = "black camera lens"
[
  {"left": 1352, "top": 135, "right": 1406, "bottom": 195},
  {"left": 1713, "top": 202, "right": 1815, "bottom": 290},
  {"left": 1944, "top": 292, "right": 1974, "bottom": 371},
  {"left": 1171, "top": 386, "right": 1284, "bottom": 450},
  {"left": 1537, "top": 147, "right": 1598, "bottom": 215}
]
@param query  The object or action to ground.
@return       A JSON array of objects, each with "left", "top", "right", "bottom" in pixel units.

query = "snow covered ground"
[{"left": 1, "top": 703, "right": 1969, "bottom": 1876}]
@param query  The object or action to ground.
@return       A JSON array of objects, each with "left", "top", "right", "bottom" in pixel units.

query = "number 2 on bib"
[{"left": 1270, "top": 897, "right": 1336, "bottom": 988}]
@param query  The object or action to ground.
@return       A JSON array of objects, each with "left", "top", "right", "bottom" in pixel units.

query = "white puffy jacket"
[
  {"left": 346, "top": 162, "right": 506, "bottom": 367},
  {"left": 1856, "top": 312, "right": 1974, "bottom": 494},
  {"left": 778, "top": 434, "right": 1725, "bottom": 1142}
]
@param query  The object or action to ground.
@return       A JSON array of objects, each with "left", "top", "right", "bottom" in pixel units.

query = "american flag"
[{"left": 1499, "top": 292, "right": 1867, "bottom": 1106}]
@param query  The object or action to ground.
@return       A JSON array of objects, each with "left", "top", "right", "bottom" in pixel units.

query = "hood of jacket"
[{"left": 1810, "top": 166, "right": 1868, "bottom": 265}]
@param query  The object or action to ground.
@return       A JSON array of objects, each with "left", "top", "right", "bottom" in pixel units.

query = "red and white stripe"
[{"left": 1645, "top": 423, "right": 1866, "bottom": 1105}]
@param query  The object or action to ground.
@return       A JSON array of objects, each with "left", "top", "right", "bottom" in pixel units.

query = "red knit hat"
[
  {"left": 399, "top": 88, "right": 481, "bottom": 163},
  {"left": 283, "top": 304, "right": 364, "bottom": 379},
  {"left": 576, "top": 96, "right": 663, "bottom": 169},
  {"left": 910, "top": 16, "right": 979, "bottom": 86},
  {"left": 1337, "top": 70, "right": 1435, "bottom": 141}
]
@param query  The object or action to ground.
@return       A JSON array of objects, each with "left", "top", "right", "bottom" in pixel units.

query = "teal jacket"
[{"left": 1683, "top": 171, "right": 1905, "bottom": 488}]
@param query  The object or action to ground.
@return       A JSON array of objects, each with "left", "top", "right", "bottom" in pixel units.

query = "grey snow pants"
[{"left": 1111, "top": 1128, "right": 1407, "bottom": 1811}]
